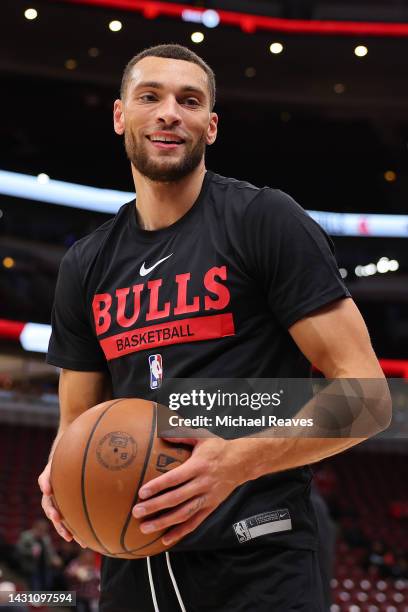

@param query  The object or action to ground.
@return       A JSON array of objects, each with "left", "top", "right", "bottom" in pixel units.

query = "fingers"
[
  {"left": 43, "top": 498, "right": 86, "bottom": 547},
  {"left": 41, "top": 489, "right": 61, "bottom": 521},
  {"left": 38, "top": 463, "right": 86, "bottom": 547},
  {"left": 40, "top": 494, "right": 71, "bottom": 541},
  {"left": 38, "top": 469, "right": 52, "bottom": 496},
  {"left": 38, "top": 477, "right": 52, "bottom": 496},
  {"left": 133, "top": 478, "right": 204, "bottom": 518},
  {"left": 139, "top": 495, "right": 207, "bottom": 535},
  {"left": 162, "top": 508, "right": 209, "bottom": 547},
  {"left": 138, "top": 456, "right": 204, "bottom": 500},
  {"left": 74, "top": 538, "right": 87, "bottom": 549}
]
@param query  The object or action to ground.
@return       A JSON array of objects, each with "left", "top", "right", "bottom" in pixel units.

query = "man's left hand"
[{"left": 132, "top": 436, "right": 244, "bottom": 547}]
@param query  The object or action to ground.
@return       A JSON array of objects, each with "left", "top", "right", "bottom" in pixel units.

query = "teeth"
[{"left": 150, "top": 136, "right": 182, "bottom": 143}]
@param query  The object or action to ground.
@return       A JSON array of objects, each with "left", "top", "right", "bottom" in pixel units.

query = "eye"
[
  {"left": 183, "top": 98, "right": 200, "bottom": 107},
  {"left": 139, "top": 93, "right": 157, "bottom": 103}
]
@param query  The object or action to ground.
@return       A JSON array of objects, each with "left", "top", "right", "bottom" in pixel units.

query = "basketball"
[{"left": 50, "top": 398, "right": 191, "bottom": 559}]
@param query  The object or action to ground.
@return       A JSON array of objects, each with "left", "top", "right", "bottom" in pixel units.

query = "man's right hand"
[{"left": 38, "top": 461, "right": 75, "bottom": 543}]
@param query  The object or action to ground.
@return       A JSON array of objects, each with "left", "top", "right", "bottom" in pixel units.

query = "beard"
[{"left": 124, "top": 129, "right": 206, "bottom": 182}]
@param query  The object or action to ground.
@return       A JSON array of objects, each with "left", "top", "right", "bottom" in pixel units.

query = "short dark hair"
[{"left": 120, "top": 44, "right": 216, "bottom": 110}]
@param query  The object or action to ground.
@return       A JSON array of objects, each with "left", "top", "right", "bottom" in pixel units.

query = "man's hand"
[
  {"left": 38, "top": 462, "right": 85, "bottom": 546},
  {"left": 132, "top": 436, "right": 244, "bottom": 547}
]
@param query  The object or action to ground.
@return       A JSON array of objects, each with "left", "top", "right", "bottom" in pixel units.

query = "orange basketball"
[{"left": 50, "top": 398, "right": 191, "bottom": 558}]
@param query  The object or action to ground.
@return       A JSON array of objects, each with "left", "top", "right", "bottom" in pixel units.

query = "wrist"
[{"left": 228, "top": 437, "right": 280, "bottom": 484}]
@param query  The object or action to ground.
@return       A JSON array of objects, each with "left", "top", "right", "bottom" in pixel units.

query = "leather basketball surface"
[{"left": 50, "top": 398, "right": 191, "bottom": 558}]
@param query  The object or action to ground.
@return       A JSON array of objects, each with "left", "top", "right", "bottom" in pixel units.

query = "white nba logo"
[
  {"left": 149, "top": 354, "right": 163, "bottom": 389},
  {"left": 233, "top": 521, "right": 249, "bottom": 543}
]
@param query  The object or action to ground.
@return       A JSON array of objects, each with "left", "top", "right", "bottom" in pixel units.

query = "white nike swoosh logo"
[{"left": 140, "top": 253, "right": 173, "bottom": 276}]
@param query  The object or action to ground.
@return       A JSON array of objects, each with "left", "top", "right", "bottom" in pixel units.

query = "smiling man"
[{"left": 39, "top": 44, "right": 390, "bottom": 612}]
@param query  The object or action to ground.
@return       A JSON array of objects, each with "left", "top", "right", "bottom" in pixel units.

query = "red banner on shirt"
[{"left": 99, "top": 313, "right": 235, "bottom": 360}]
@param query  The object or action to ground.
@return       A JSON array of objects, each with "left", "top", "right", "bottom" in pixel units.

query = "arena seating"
[
  {"left": 0, "top": 425, "right": 52, "bottom": 543},
  {"left": 319, "top": 452, "right": 408, "bottom": 611}
]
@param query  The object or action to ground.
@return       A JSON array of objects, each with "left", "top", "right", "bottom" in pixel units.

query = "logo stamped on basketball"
[
  {"left": 96, "top": 431, "right": 137, "bottom": 471},
  {"left": 156, "top": 453, "right": 183, "bottom": 473}
]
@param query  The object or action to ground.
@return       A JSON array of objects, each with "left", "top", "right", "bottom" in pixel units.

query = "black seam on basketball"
[
  {"left": 109, "top": 533, "right": 164, "bottom": 556},
  {"left": 124, "top": 532, "right": 163, "bottom": 553},
  {"left": 120, "top": 402, "right": 157, "bottom": 552},
  {"left": 81, "top": 399, "right": 125, "bottom": 555}
]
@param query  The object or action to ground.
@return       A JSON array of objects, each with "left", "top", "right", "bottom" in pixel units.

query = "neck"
[{"left": 131, "top": 162, "right": 206, "bottom": 231}]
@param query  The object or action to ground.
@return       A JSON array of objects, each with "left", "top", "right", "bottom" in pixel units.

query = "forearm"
[
  {"left": 47, "top": 369, "right": 112, "bottom": 462},
  {"left": 232, "top": 375, "right": 391, "bottom": 484},
  {"left": 232, "top": 436, "right": 360, "bottom": 483}
]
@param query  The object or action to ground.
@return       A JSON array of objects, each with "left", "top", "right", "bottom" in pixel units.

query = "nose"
[{"left": 156, "top": 95, "right": 182, "bottom": 126}]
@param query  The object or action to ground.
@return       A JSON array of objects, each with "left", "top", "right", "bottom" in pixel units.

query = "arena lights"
[
  {"left": 334, "top": 83, "right": 346, "bottom": 94},
  {"left": 88, "top": 47, "right": 100, "bottom": 57},
  {"left": 24, "top": 8, "right": 38, "bottom": 20},
  {"left": 65, "top": 59, "right": 78, "bottom": 70},
  {"left": 109, "top": 19, "right": 122, "bottom": 31},
  {"left": 354, "top": 257, "right": 399, "bottom": 277},
  {"left": 339, "top": 268, "right": 348, "bottom": 279},
  {"left": 2, "top": 170, "right": 408, "bottom": 238},
  {"left": 377, "top": 257, "right": 399, "bottom": 272},
  {"left": 354, "top": 45, "right": 368, "bottom": 57},
  {"left": 62, "top": 1, "right": 408, "bottom": 39},
  {"left": 0, "top": 169, "right": 127, "bottom": 212},
  {"left": 269, "top": 42, "right": 283, "bottom": 54},
  {"left": 384, "top": 170, "right": 397, "bottom": 182},
  {"left": 191, "top": 31, "right": 204, "bottom": 43},
  {"left": 245, "top": 67, "right": 256, "bottom": 78},
  {"left": 2, "top": 257, "right": 15, "bottom": 269},
  {"left": 310, "top": 210, "right": 408, "bottom": 238},
  {"left": 20, "top": 323, "right": 52, "bottom": 353},
  {"left": 182, "top": 9, "right": 220, "bottom": 29},
  {"left": 37, "top": 173, "right": 49, "bottom": 184}
]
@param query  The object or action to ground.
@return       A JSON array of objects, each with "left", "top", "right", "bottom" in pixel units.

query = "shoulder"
[
  {"left": 73, "top": 200, "right": 132, "bottom": 258},
  {"left": 209, "top": 172, "right": 264, "bottom": 210},
  {"left": 61, "top": 200, "right": 133, "bottom": 276},
  {"left": 208, "top": 171, "right": 308, "bottom": 223}
]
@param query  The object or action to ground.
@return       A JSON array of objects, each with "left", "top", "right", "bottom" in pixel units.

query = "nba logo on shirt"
[
  {"left": 233, "top": 521, "right": 250, "bottom": 543},
  {"left": 149, "top": 354, "right": 163, "bottom": 389}
]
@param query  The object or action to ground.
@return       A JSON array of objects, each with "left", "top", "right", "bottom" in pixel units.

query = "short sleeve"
[
  {"left": 46, "top": 246, "right": 107, "bottom": 371},
  {"left": 243, "top": 189, "right": 351, "bottom": 329}
]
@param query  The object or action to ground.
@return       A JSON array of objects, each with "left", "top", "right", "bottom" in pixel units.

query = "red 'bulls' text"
[{"left": 92, "top": 266, "right": 230, "bottom": 336}]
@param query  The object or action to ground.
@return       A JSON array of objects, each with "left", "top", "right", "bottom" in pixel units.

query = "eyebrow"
[{"left": 133, "top": 81, "right": 206, "bottom": 98}]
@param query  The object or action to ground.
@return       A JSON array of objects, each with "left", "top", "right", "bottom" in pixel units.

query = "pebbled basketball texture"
[{"left": 50, "top": 398, "right": 191, "bottom": 558}]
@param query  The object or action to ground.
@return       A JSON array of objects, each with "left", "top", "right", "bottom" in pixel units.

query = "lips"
[
  {"left": 146, "top": 132, "right": 186, "bottom": 150},
  {"left": 147, "top": 139, "right": 183, "bottom": 150}
]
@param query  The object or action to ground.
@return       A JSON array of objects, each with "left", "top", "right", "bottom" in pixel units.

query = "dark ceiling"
[
  {"left": 2, "top": 0, "right": 408, "bottom": 112},
  {"left": 2, "top": 0, "right": 408, "bottom": 212}
]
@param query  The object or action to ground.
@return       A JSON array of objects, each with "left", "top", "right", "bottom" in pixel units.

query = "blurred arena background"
[{"left": 0, "top": 0, "right": 408, "bottom": 610}]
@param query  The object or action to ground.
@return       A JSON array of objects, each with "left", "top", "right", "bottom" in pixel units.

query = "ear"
[
  {"left": 206, "top": 112, "right": 218, "bottom": 146},
  {"left": 113, "top": 99, "right": 125, "bottom": 135}
]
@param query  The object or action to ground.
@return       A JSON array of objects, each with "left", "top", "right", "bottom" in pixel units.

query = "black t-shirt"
[{"left": 47, "top": 170, "right": 350, "bottom": 551}]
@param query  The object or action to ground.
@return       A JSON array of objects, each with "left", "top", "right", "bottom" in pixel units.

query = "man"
[
  {"left": 39, "top": 44, "right": 391, "bottom": 611},
  {"left": 15, "top": 519, "right": 61, "bottom": 591}
]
